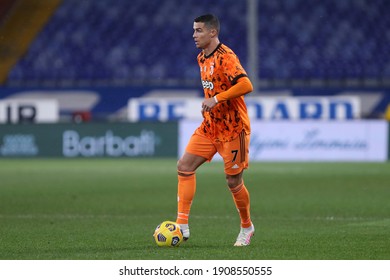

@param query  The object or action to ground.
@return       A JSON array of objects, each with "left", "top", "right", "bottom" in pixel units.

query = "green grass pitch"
[{"left": 0, "top": 158, "right": 389, "bottom": 260}]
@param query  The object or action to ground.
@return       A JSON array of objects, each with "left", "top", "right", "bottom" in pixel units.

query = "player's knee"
[
  {"left": 177, "top": 158, "right": 193, "bottom": 173},
  {"left": 226, "top": 178, "right": 239, "bottom": 188},
  {"left": 177, "top": 159, "right": 185, "bottom": 171},
  {"left": 226, "top": 173, "right": 243, "bottom": 189}
]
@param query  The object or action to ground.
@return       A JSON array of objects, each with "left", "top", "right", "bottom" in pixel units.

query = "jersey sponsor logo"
[{"left": 201, "top": 80, "right": 214, "bottom": 90}]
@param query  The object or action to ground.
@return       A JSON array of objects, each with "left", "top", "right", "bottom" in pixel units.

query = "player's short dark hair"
[{"left": 194, "top": 14, "right": 220, "bottom": 33}]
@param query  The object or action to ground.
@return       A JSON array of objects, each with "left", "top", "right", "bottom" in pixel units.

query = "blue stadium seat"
[{"left": 6, "top": 0, "right": 390, "bottom": 84}]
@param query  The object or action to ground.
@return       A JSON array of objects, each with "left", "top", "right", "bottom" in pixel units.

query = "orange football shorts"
[{"left": 185, "top": 130, "right": 250, "bottom": 175}]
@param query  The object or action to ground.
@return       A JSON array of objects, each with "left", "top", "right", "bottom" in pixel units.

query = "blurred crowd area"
[{"left": 1, "top": 0, "right": 389, "bottom": 87}]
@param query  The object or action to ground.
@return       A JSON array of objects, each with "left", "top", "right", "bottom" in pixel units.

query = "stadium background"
[
  {"left": 0, "top": 0, "right": 389, "bottom": 160},
  {"left": 1, "top": 0, "right": 390, "bottom": 262}
]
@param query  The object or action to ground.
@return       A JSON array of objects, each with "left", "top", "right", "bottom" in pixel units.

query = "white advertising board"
[
  {"left": 0, "top": 99, "right": 59, "bottom": 123},
  {"left": 128, "top": 96, "right": 361, "bottom": 122},
  {"left": 179, "top": 120, "right": 388, "bottom": 162}
]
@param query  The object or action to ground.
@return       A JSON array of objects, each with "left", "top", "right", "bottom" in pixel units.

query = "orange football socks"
[
  {"left": 176, "top": 171, "right": 196, "bottom": 225},
  {"left": 229, "top": 182, "right": 252, "bottom": 228}
]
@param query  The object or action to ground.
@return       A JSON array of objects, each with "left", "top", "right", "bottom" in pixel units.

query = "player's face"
[{"left": 193, "top": 22, "right": 213, "bottom": 49}]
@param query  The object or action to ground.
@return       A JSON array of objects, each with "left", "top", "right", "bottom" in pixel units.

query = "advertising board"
[
  {"left": 179, "top": 120, "right": 388, "bottom": 162},
  {"left": 0, "top": 123, "right": 177, "bottom": 158},
  {"left": 0, "top": 99, "right": 59, "bottom": 123},
  {"left": 128, "top": 96, "right": 361, "bottom": 122}
]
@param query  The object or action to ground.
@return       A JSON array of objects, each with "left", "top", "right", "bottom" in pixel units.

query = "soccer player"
[{"left": 176, "top": 14, "right": 254, "bottom": 246}]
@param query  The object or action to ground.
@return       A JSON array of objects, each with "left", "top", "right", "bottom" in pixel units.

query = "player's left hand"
[{"left": 201, "top": 97, "right": 217, "bottom": 113}]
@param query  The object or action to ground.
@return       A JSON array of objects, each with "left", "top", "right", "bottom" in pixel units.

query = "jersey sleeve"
[
  {"left": 222, "top": 53, "right": 248, "bottom": 86},
  {"left": 215, "top": 76, "right": 253, "bottom": 102}
]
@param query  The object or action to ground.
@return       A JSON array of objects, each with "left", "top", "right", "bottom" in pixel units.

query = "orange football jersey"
[{"left": 196, "top": 43, "right": 251, "bottom": 142}]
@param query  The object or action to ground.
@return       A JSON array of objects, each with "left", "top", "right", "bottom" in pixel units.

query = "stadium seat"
[{"left": 5, "top": 0, "right": 390, "bottom": 84}]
